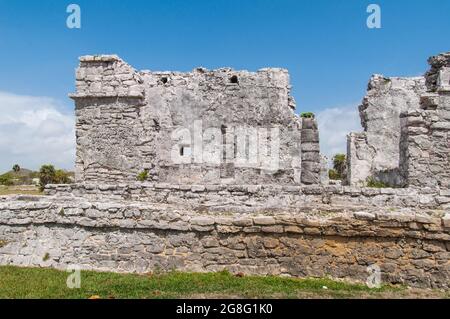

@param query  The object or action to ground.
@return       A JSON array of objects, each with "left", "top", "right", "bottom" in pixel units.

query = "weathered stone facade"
[
  {"left": 347, "top": 53, "right": 449, "bottom": 189},
  {"left": 0, "top": 195, "right": 448, "bottom": 289},
  {"left": 0, "top": 53, "right": 449, "bottom": 289},
  {"left": 400, "top": 53, "right": 450, "bottom": 189},
  {"left": 44, "top": 183, "right": 450, "bottom": 211},
  {"left": 71, "top": 55, "right": 320, "bottom": 186},
  {"left": 347, "top": 76, "right": 426, "bottom": 186}
]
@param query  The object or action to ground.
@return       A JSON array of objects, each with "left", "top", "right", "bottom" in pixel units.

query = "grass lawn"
[
  {"left": 0, "top": 266, "right": 448, "bottom": 299},
  {"left": 0, "top": 186, "right": 42, "bottom": 196}
]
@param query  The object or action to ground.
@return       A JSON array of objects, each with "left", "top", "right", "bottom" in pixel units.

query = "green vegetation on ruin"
[
  {"left": 137, "top": 169, "right": 150, "bottom": 182},
  {"left": 366, "top": 177, "right": 391, "bottom": 188},
  {"left": 300, "top": 112, "right": 315, "bottom": 119}
]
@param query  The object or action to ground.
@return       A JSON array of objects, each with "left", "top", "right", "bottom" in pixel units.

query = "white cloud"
[
  {"left": 0, "top": 91, "right": 75, "bottom": 172},
  {"left": 317, "top": 104, "right": 362, "bottom": 164}
]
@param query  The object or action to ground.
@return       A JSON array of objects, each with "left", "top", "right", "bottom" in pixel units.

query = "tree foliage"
[
  {"left": 332, "top": 154, "right": 347, "bottom": 179},
  {"left": 0, "top": 173, "right": 13, "bottom": 186},
  {"left": 300, "top": 112, "right": 315, "bottom": 119},
  {"left": 55, "top": 170, "right": 71, "bottom": 184},
  {"left": 38, "top": 165, "right": 72, "bottom": 191},
  {"left": 39, "top": 165, "right": 56, "bottom": 191},
  {"left": 328, "top": 169, "right": 340, "bottom": 180}
]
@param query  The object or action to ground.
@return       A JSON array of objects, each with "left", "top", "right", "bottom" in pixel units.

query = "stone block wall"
[
  {"left": 70, "top": 55, "right": 147, "bottom": 183},
  {"left": 0, "top": 197, "right": 448, "bottom": 289},
  {"left": 301, "top": 118, "right": 320, "bottom": 184},
  {"left": 400, "top": 53, "right": 450, "bottom": 190},
  {"left": 347, "top": 75, "right": 426, "bottom": 187},
  {"left": 347, "top": 52, "right": 449, "bottom": 190},
  {"left": 71, "top": 55, "right": 321, "bottom": 186},
  {"left": 44, "top": 183, "right": 450, "bottom": 210}
]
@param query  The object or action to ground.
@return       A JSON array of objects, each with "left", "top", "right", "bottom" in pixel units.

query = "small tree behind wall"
[
  {"left": 39, "top": 165, "right": 56, "bottom": 191},
  {"left": 329, "top": 154, "right": 347, "bottom": 180}
]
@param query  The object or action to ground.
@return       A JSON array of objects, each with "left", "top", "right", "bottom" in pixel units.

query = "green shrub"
[
  {"left": 38, "top": 165, "right": 72, "bottom": 191},
  {"left": 366, "top": 177, "right": 390, "bottom": 188},
  {"left": 328, "top": 169, "right": 340, "bottom": 180},
  {"left": 330, "top": 154, "right": 347, "bottom": 180},
  {"left": 54, "top": 170, "right": 71, "bottom": 184},
  {"left": 300, "top": 112, "right": 315, "bottom": 119},
  {"left": 39, "top": 165, "right": 56, "bottom": 191},
  {"left": 0, "top": 173, "right": 13, "bottom": 186},
  {"left": 137, "top": 169, "right": 149, "bottom": 182}
]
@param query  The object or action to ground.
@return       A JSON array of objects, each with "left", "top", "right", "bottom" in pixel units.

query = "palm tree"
[
  {"left": 12, "top": 164, "right": 21, "bottom": 173},
  {"left": 332, "top": 154, "right": 347, "bottom": 179}
]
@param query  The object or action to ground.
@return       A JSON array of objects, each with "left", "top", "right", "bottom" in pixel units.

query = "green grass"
[
  {"left": 0, "top": 186, "right": 42, "bottom": 196},
  {"left": 0, "top": 266, "right": 415, "bottom": 299}
]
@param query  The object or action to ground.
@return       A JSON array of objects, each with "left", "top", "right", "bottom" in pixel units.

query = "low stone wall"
[
  {"left": 45, "top": 183, "right": 450, "bottom": 210},
  {"left": 0, "top": 197, "right": 448, "bottom": 288}
]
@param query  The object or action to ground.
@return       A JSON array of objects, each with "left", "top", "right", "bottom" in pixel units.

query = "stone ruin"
[
  {"left": 347, "top": 53, "right": 450, "bottom": 189},
  {"left": 70, "top": 55, "right": 320, "bottom": 186},
  {"left": 0, "top": 52, "right": 449, "bottom": 289},
  {"left": 69, "top": 53, "right": 449, "bottom": 191}
]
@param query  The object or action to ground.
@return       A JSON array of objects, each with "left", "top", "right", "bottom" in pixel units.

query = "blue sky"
[{"left": 0, "top": 0, "right": 449, "bottom": 171}]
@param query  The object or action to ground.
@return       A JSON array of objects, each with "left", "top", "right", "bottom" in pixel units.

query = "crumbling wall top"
[
  {"left": 70, "top": 55, "right": 144, "bottom": 99},
  {"left": 70, "top": 55, "right": 295, "bottom": 103},
  {"left": 426, "top": 52, "right": 450, "bottom": 92}
]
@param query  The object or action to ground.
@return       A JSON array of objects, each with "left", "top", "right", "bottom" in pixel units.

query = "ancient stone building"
[
  {"left": 347, "top": 76, "right": 426, "bottom": 186},
  {"left": 70, "top": 56, "right": 321, "bottom": 186},
  {"left": 1, "top": 53, "right": 449, "bottom": 289},
  {"left": 347, "top": 52, "right": 450, "bottom": 189}
]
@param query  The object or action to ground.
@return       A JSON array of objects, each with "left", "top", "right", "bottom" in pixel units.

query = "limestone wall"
[
  {"left": 400, "top": 53, "right": 450, "bottom": 189},
  {"left": 0, "top": 197, "right": 448, "bottom": 288},
  {"left": 347, "top": 75, "right": 426, "bottom": 187},
  {"left": 71, "top": 55, "right": 320, "bottom": 186},
  {"left": 45, "top": 183, "right": 450, "bottom": 210},
  {"left": 348, "top": 52, "right": 449, "bottom": 189}
]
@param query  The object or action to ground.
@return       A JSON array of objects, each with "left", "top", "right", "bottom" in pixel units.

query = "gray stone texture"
[
  {"left": 71, "top": 55, "right": 321, "bottom": 186},
  {"left": 348, "top": 52, "right": 449, "bottom": 191},
  {"left": 0, "top": 196, "right": 448, "bottom": 289},
  {"left": 44, "top": 183, "right": 450, "bottom": 210},
  {"left": 347, "top": 75, "right": 426, "bottom": 187},
  {"left": 400, "top": 52, "right": 450, "bottom": 189}
]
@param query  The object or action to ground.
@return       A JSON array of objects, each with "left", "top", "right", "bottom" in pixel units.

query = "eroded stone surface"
[
  {"left": 347, "top": 76, "right": 426, "bottom": 187},
  {"left": 71, "top": 56, "right": 321, "bottom": 186},
  {"left": 348, "top": 53, "right": 449, "bottom": 190},
  {"left": 2, "top": 53, "right": 449, "bottom": 289},
  {"left": 0, "top": 196, "right": 448, "bottom": 289}
]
